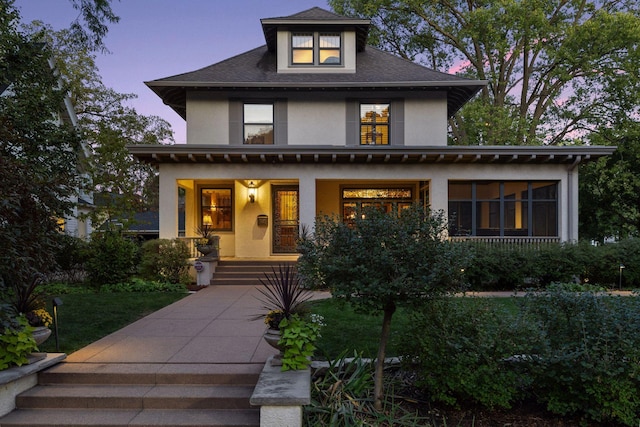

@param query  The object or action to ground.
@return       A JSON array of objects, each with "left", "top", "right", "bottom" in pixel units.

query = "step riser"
[
  {"left": 0, "top": 408, "right": 260, "bottom": 427},
  {"left": 17, "top": 395, "right": 253, "bottom": 410},
  {"left": 38, "top": 372, "right": 260, "bottom": 386}
]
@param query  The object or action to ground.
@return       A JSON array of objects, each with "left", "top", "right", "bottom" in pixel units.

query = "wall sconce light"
[{"left": 248, "top": 181, "right": 256, "bottom": 203}]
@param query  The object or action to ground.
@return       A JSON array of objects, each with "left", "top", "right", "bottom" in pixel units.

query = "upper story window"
[
  {"left": 291, "top": 32, "right": 341, "bottom": 66},
  {"left": 360, "top": 103, "right": 390, "bottom": 145},
  {"left": 244, "top": 103, "right": 273, "bottom": 144}
]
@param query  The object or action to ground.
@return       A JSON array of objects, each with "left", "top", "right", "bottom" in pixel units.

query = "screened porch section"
[{"left": 448, "top": 180, "right": 558, "bottom": 238}]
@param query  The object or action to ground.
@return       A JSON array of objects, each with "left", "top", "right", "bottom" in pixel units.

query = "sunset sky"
[{"left": 15, "top": 0, "right": 330, "bottom": 143}]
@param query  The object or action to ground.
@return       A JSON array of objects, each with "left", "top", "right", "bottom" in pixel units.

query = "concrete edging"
[
  {"left": 250, "top": 355, "right": 310, "bottom": 427},
  {"left": 0, "top": 353, "right": 66, "bottom": 417}
]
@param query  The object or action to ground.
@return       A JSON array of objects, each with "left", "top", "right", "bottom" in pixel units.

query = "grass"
[
  {"left": 309, "top": 296, "right": 520, "bottom": 360},
  {"left": 38, "top": 292, "right": 187, "bottom": 354}
]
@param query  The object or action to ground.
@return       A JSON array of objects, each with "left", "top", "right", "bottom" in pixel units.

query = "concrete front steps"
[
  {"left": 0, "top": 362, "right": 262, "bottom": 427},
  {"left": 211, "top": 260, "right": 297, "bottom": 286}
]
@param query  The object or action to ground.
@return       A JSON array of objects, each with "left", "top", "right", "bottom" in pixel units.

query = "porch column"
[
  {"left": 183, "top": 184, "right": 195, "bottom": 238},
  {"left": 567, "top": 166, "right": 580, "bottom": 242},
  {"left": 298, "top": 176, "right": 316, "bottom": 232},
  {"left": 429, "top": 176, "right": 448, "bottom": 215},
  {"left": 159, "top": 168, "right": 178, "bottom": 239}
]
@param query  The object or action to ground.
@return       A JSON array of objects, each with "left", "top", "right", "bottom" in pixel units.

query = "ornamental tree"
[{"left": 297, "top": 203, "right": 468, "bottom": 410}]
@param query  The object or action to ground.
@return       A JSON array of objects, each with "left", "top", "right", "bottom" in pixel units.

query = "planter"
[
  {"left": 263, "top": 328, "right": 283, "bottom": 366},
  {"left": 31, "top": 326, "right": 51, "bottom": 346},
  {"left": 196, "top": 236, "right": 220, "bottom": 259}
]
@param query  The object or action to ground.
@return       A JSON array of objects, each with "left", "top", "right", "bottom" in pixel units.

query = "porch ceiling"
[{"left": 128, "top": 145, "right": 616, "bottom": 167}]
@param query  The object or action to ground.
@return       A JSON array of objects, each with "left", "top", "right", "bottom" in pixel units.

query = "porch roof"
[{"left": 128, "top": 145, "right": 616, "bottom": 167}]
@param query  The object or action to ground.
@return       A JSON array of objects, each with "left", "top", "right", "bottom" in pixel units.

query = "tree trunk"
[{"left": 374, "top": 301, "right": 396, "bottom": 411}]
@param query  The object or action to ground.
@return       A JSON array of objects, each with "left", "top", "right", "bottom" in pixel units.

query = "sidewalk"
[{"left": 66, "top": 285, "right": 283, "bottom": 364}]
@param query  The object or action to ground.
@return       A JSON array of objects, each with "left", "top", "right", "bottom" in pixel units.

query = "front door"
[{"left": 272, "top": 185, "right": 299, "bottom": 253}]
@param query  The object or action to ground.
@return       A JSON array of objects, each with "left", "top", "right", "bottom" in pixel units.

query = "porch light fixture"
[{"left": 248, "top": 181, "right": 256, "bottom": 203}]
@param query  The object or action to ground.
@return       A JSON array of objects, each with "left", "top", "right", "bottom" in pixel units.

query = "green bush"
[
  {"left": 400, "top": 292, "right": 640, "bottom": 425},
  {"left": 518, "top": 290, "right": 640, "bottom": 425},
  {"left": 84, "top": 231, "right": 139, "bottom": 287},
  {"left": 463, "top": 243, "right": 531, "bottom": 290},
  {"left": 100, "top": 277, "right": 185, "bottom": 293},
  {"left": 139, "top": 239, "right": 190, "bottom": 284},
  {"left": 400, "top": 296, "right": 537, "bottom": 409},
  {"left": 461, "top": 239, "right": 640, "bottom": 290},
  {"left": 53, "top": 234, "right": 89, "bottom": 283}
]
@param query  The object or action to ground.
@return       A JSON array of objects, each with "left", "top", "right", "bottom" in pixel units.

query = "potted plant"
[
  {"left": 194, "top": 224, "right": 220, "bottom": 258},
  {"left": 254, "top": 264, "right": 323, "bottom": 369},
  {"left": 1, "top": 274, "right": 53, "bottom": 347}
]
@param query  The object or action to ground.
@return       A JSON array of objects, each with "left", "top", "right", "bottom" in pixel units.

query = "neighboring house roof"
[
  {"left": 129, "top": 144, "right": 616, "bottom": 167},
  {"left": 145, "top": 8, "right": 486, "bottom": 119},
  {"left": 127, "top": 210, "right": 159, "bottom": 235}
]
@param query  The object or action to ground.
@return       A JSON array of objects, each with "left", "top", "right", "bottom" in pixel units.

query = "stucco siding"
[
  {"left": 288, "top": 100, "right": 345, "bottom": 145},
  {"left": 186, "top": 92, "right": 229, "bottom": 144},
  {"left": 404, "top": 96, "right": 447, "bottom": 146}
]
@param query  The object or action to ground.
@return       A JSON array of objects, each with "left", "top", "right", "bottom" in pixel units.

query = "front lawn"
[{"left": 38, "top": 291, "right": 187, "bottom": 354}]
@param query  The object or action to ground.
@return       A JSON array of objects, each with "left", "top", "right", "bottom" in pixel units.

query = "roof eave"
[{"left": 128, "top": 144, "right": 616, "bottom": 167}]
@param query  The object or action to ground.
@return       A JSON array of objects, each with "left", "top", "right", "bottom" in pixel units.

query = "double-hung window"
[
  {"left": 291, "top": 32, "right": 341, "bottom": 65},
  {"left": 243, "top": 103, "right": 273, "bottom": 144},
  {"left": 360, "top": 103, "right": 390, "bottom": 145}
]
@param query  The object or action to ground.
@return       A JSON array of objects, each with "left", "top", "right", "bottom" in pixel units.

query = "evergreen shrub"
[{"left": 84, "top": 231, "right": 138, "bottom": 287}]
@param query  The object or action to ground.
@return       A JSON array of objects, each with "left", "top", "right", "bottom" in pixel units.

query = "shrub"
[
  {"left": 84, "top": 231, "right": 139, "bottom": 287},
  {"left": 400, "top": 296, "right": 537, "bottom": 409},
  {"left": 100, "top": 278, "right": 185, "bottom": 293},
  {"left": 518, "top": 290, "right": 640, "bottom": 426},
  {"left": 139, "top": 239, "right": 190, "bottom": 284},
  {"left": 463, "top": 243, "right": 531, "bottom": 290},
  {"left": 52, "top": 234, "right": 88, "bottom": 283}
]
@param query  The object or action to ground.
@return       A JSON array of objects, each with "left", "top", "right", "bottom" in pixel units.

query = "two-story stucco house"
[{"left": 128, "top": 7, "right": 614, "bottom": 259}]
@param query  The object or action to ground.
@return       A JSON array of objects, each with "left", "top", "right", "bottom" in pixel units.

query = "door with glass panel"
[{"left": 272, "top": 186, "right": 299, "bottom": 253}]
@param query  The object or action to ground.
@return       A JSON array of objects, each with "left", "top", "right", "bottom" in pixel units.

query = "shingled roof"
[{"left": 145, "top": 8, "right": 485, "bottom": 120}]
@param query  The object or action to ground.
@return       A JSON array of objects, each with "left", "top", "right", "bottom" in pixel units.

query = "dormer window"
[{"left": 291, "top": 32, "right": 341, "bottom": 66}]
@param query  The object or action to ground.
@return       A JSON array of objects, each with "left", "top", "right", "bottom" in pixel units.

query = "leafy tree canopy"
[
  {"left": 0, "top": 1, "right": 81, "bottom": 285},
  {"left": 330, "top": 0, "right": 640, "bottom": 146},
  {"left": 22, "top": 19, "right": 173, "bottom": 229}
]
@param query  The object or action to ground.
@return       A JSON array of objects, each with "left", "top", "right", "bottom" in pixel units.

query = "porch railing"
[
  {"left": 449, "top": 236, "right": 561, "bottom": 250},
  {"left": 178, "top": 237, "right": 202, "bottom": 258}
]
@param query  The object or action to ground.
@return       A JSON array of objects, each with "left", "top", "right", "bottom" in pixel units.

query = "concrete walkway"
[{"left": 66, "top": 285, "right": 289, "bottom": 365}]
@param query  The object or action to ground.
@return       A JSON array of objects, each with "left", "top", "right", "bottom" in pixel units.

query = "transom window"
[
  {"left": 201, "top": 188, "right": 232, "bottom": 231},
  {"left": 448, "top": 181, "right": 558, "bottom": 237},
  {"left": 360, "top": 104, "right": 390, "bottom": 145},
  {"left": 291, "top": 32, "right": 341, "bottom": 65},
  {"left": 243, "top": 103, "right": 273, "bottom": 144},
  {"left": 342, "top": 187, "right": 413, "bottom": 222}
]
